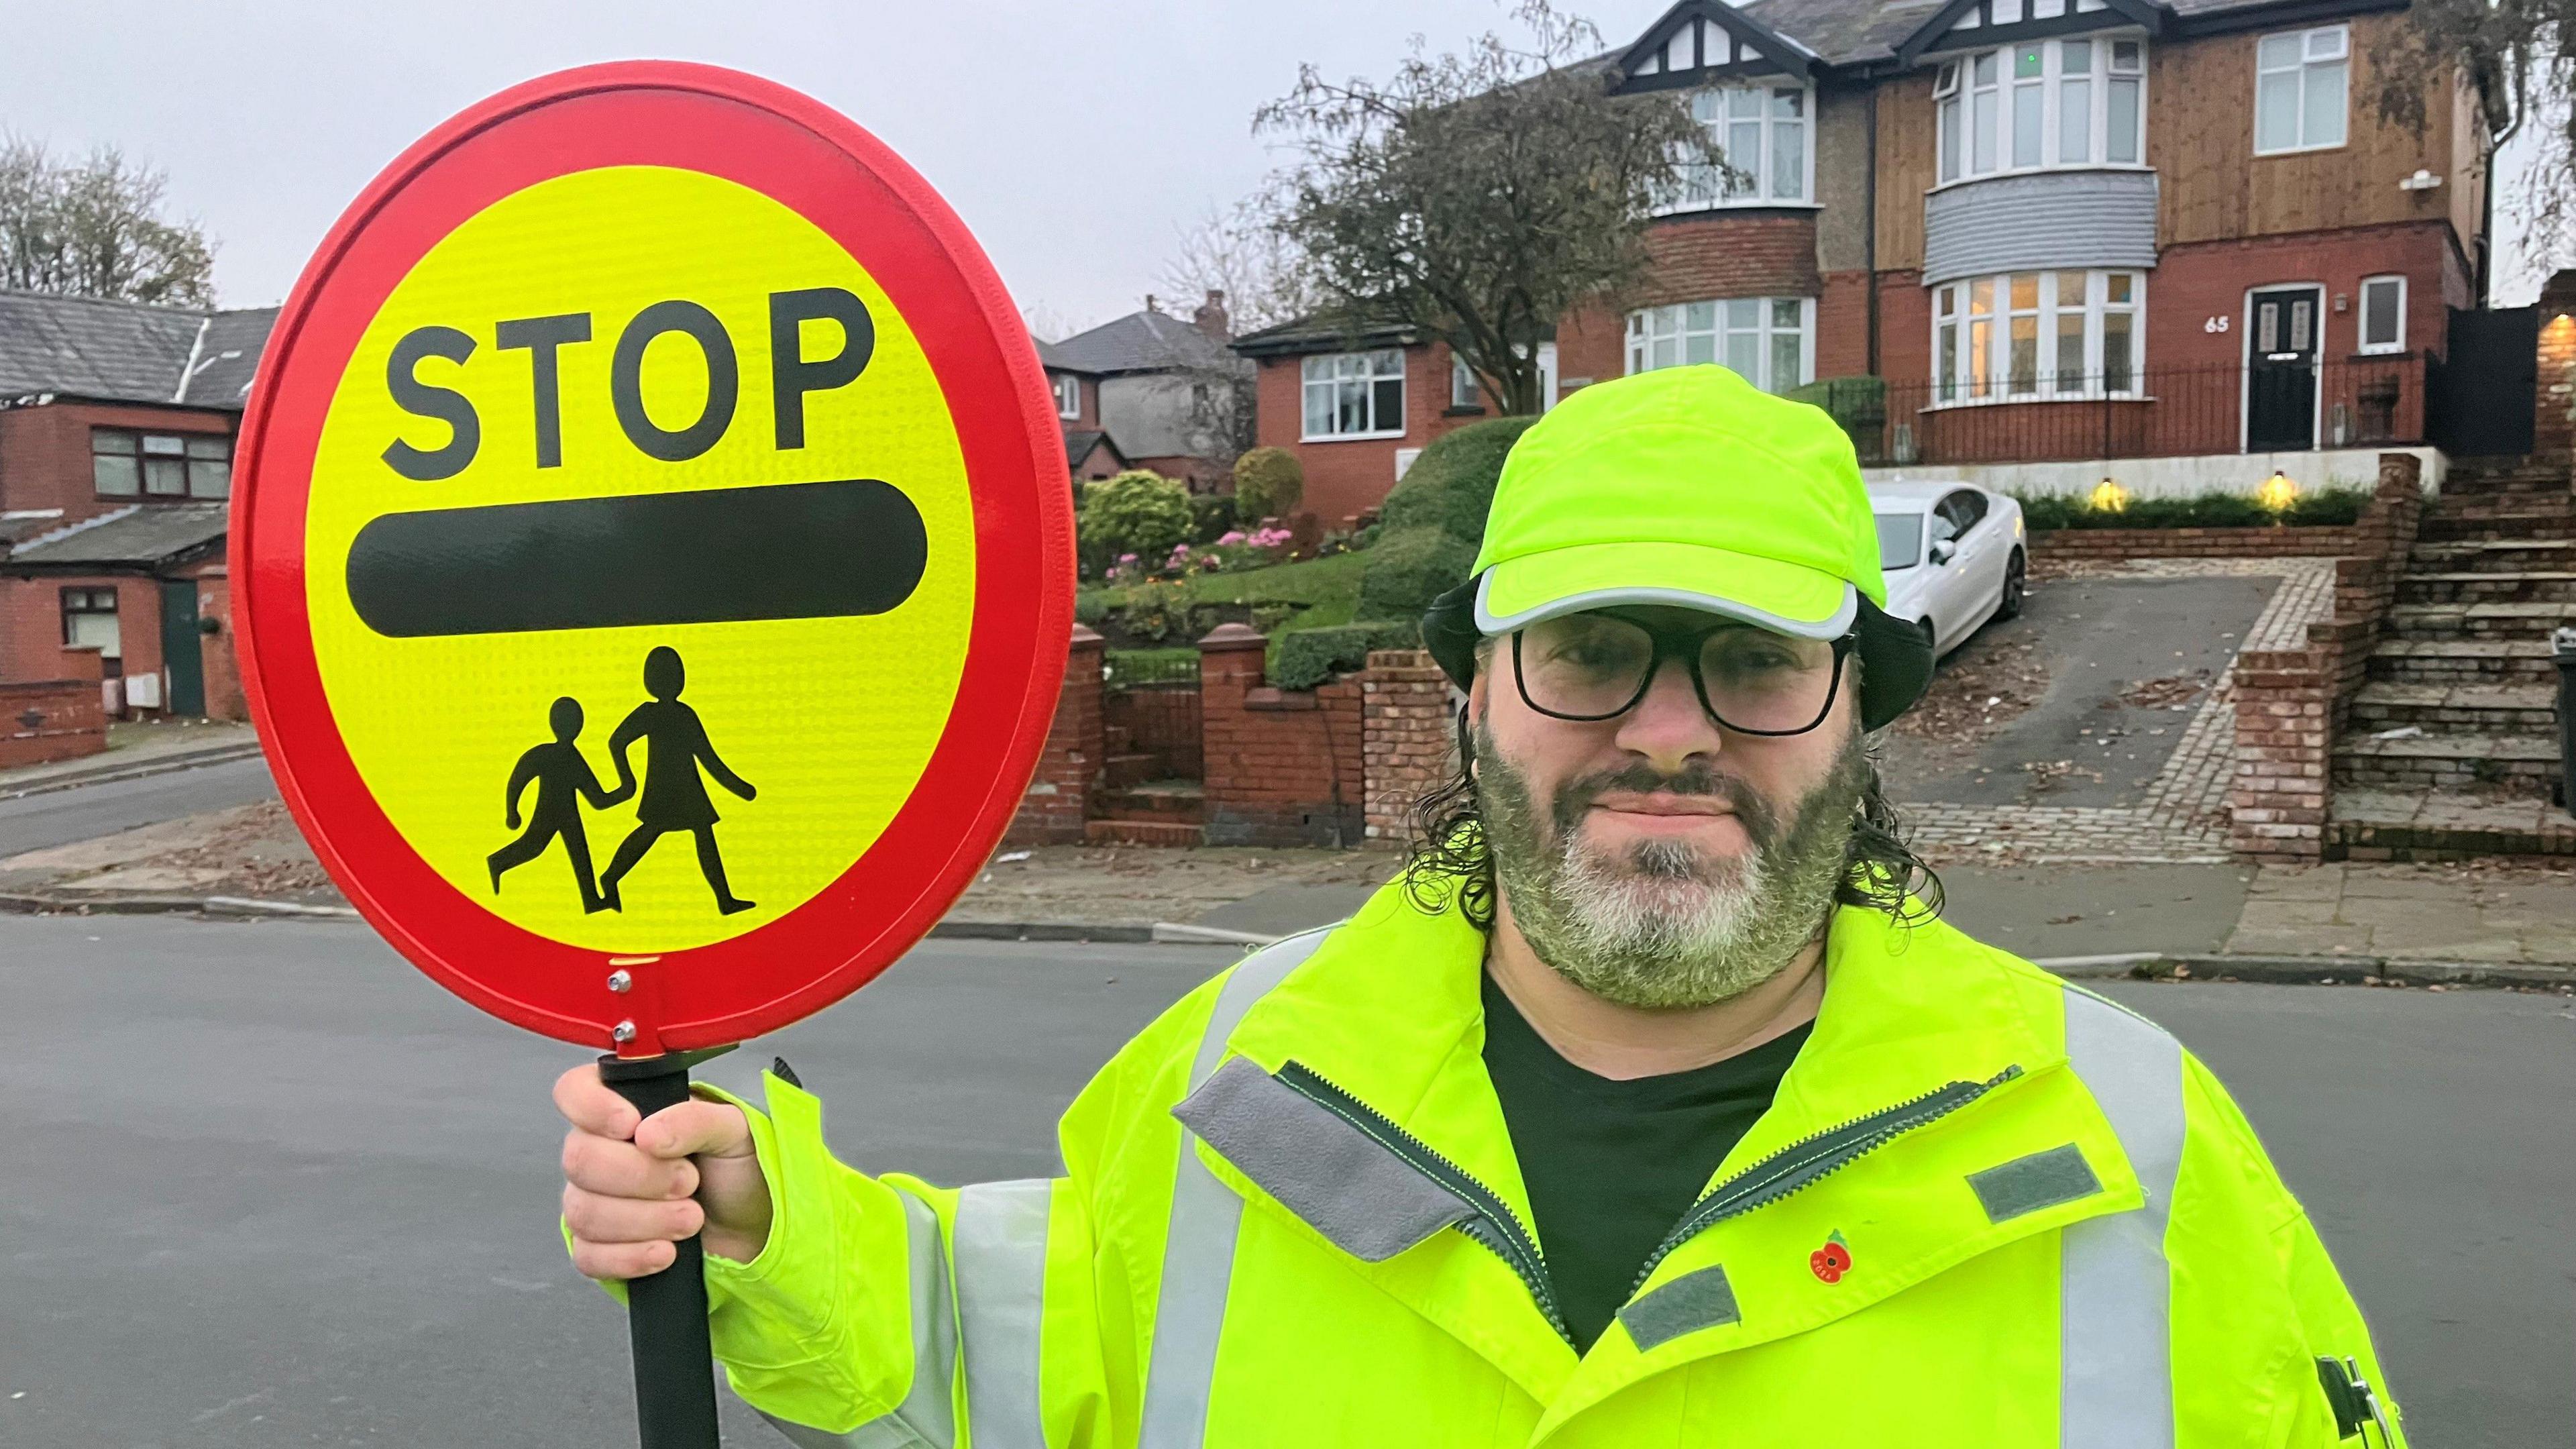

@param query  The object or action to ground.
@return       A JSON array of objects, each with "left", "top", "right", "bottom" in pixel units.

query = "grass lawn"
[{"left": 1083, "top": 551, "right": 1366, "bottom": 633}]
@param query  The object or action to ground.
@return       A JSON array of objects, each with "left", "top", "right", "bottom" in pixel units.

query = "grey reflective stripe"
[
  {"left": 1138, "top": 930, "right": 1332, "bottom": 1449},
  {"left": 761, "top": 1187, "right": 960, "bottom": 1448},
  {"left": 955, "top": 1179, "right": 1053, "bottom": 1448},
  {"left": 2059, "top": 988, "right": 2187, "bottom": 1448}
]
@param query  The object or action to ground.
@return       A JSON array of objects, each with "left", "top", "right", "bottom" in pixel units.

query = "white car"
[{"left": 1870, "top": 479, "right": 2027, "bottom": 657}]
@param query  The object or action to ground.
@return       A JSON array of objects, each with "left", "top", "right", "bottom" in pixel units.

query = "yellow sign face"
[{"left": 306, "top": 165, "right": 974, "bottom": 953}]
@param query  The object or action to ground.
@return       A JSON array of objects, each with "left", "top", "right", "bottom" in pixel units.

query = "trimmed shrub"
[
  {"left": 1271, "top": 621, "right": 1421, "bottom": 691},
  {"left": 1375, "top": 415, "right": 1536, "bottom": 547},
  {"left": 1080, "top": 471, "right": 1194, "bottom": 560},
  {"left": 1786, "top": 376, "right": 1886, "bottom": 454},
  {"left": 1355, "top": 527, "right": 1479, "bottom": 627},
  {"left": 1232, "top": 446, "right": 1305, "bottom": 523},
  {"left": 1072, "top": 592, "right": 1108, "bottom": 627},
  {"left": 2018, "top": 486, "right": 2370, "bottom": 531}
]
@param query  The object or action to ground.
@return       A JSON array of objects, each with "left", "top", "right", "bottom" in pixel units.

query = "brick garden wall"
[
  {"left": 2032, "top": 525, "right": 2362, "bottom": 561},
  {"left": 1102, "top": 683, "right": 1201, "bottom": 782},
  {"left": 2540, "top": 270, "right": 2576, "bottom": 458},
  {"left": 1360, "top": 649, "right": 1454, "bottom": 843},
  {"left": 0, "top": 653, "right": 106, "bottom": 769},
  {"left": 1198, "top": 623, "right": 1364, "bottom": 847},
  {"left": 1005, "top": 627, "right": 1104, "bottom": 847},
  {"left": 2226, "top": 453, "right": 2424, "bottom": 861}
]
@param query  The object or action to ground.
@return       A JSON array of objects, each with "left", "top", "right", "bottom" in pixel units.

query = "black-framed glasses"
[{"left": 1510, "top": 610, "right": 1855, "bottom": 736}]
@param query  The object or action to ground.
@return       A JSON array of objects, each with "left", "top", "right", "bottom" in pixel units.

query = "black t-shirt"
[{"left": 1480, "top": 970, "right": 1812, "bottom": 1352}]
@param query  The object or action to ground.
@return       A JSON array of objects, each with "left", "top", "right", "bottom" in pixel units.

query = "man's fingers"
[
  {"left": 553, "top": 1064, "right": 639, "bottom": 1138},
  {"left": 564, "top": 1182, "right": 706, "bottom": 1244},
  {"left": 561, "top": 1129, "right": 697, "bottom": 1200},
  {"left": 572, "top": 1236, "right": 677, "bottom": 1282},
  {"left": 633, "top": 1098, "right": 753, "bottom": 1162}
]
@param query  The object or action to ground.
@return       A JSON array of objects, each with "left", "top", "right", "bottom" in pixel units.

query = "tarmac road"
[
  {"left": 1, "top": 913, "right": 2567, "bottom": 1446},
  {"left": 0, "top": 754, "right": 277, "bottom": 861}
]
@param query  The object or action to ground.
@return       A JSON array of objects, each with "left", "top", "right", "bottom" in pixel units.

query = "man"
[{"left": 557, "top": 366, "right": 2406, "bottom": 1446}]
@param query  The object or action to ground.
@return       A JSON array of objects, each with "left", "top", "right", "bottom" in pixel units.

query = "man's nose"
[{"left": 1612, "top": 656, "right": 1723, "bottom": 772}]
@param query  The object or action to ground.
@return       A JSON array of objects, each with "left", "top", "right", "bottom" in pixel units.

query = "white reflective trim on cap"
[{"left": 1473, "top": 572, "right": 1858, "bottom": 641}]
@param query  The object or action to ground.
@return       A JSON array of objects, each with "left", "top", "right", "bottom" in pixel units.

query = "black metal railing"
[
  {"left": 1810, "top": 355, "right": 2426, "bottom": 468},
  {"left": 1102, "top": 649, "right": 1201, "bottom": 688}
]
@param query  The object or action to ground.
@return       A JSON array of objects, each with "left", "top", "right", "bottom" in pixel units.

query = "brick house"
[
  {"left": 1238, "top": 0, "right": 2495, "bottom": 521},
  {"left": 0, "top": 292, "right": 275, "bottom": 721},
  {"left": 1040, "top": 292, "right": 1251, "bottom": 488}
]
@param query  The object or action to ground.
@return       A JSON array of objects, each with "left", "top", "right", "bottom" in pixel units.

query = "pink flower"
[{"left": 1217, "top": 530, "right": 1246, "bottom": 545}]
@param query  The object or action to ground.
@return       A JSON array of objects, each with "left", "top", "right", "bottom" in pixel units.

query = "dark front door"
[
  {"left": 2246, "top": 286, "right": 2322, "bottom": 451},
  {"left": 158, "top": 579, "right": 205, "bottom": 716}
]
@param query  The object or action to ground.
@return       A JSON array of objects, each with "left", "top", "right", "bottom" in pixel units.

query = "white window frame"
[
  {"left": 1299, "top": 349, "right": 1408, "bottom": 441},
  {"left": 1933, "top": 34, "right": 2145, "bottom": 186},
  {"left": 1656, "top": 83, "right": 1817, "bottom": 213},
  {"left": 2254, "top": 23, "right": 2348, "bottom": 155},
  {"left": 1929, "top": 269, "right": 2145, "bottom": 405},
  {"left": 2357, "top": 274, "right": 2406, "bottom": 354},
  {"left": 1451, "top": 354, "right": 1481, "bottom": 409},
  {"left": 1052, "top": 373, "right": 1080, "bottom": 419},
  {"left": 1625, "top": 297, "right": 1817, "bottom": 392}
]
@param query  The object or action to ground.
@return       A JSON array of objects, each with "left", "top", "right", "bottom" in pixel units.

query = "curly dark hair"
[{"left": 1399, "top": 706, "right": 1944, "bottom": 931}]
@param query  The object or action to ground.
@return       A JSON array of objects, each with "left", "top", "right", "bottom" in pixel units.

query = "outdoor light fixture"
[
  {"left": 2259, "top": 470, "right": 2300, "bottom": 511},
  {"left": 2089, "top": 478, "right": 2129, "bottom": 513}
]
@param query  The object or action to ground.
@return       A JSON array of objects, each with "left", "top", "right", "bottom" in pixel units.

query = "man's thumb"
[{"left": 633, "top": 1098, "right": 751, "bottom": 1161}]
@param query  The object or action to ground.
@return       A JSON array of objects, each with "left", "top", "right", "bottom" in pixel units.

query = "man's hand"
[{"left": 557, "top": 1065, "right": 774, "bottom": 1279}]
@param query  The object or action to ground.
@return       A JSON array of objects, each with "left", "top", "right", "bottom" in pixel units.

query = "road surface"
[
  {"left": 1, "top": 913, "right": 2565, "bottom": 1446},
  {"left": 0, "top": 755, "right": 276, "bottom": 861}
]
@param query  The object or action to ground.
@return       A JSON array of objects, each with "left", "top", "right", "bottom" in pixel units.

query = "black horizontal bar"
[{"left": 345, "top": 478, "right": 926, "bottom": 637}]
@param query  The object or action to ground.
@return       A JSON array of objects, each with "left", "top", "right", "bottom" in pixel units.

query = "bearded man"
[{"left": 555, "top": 366, "right": 2407, "bottom": 1447}]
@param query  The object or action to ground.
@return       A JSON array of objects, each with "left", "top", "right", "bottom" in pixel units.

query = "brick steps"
[
  {"left": 2408, "top": 538, "right": 2576, "bottom": 573},
  {"left": 2346, "top": 681, "right": 2559, "bottom": 734},
  {"left": 2396, "top": 571, "right": 2576, "bottom": 604},
  {"left": 2327, "top": 787, "right": 2576, "bottom": 861},
  {"left": 1102, "top": 751, "right": 1163, "bottom": 789},
  {"left": 2417, "top": 508, "right": 2576, "bottom": 543},
  {"left": 2332, "top": 728, "right": 2559, "bottom": 790},
  {"left": 2383, "top": 600, "right": 2576, "bottom": 640},
  {"left": 1092, "top": 780, "right": 1205, "bottom": 822},
  {"left": 2369, "top": 637, "right": 2561, "bottom": 685}
]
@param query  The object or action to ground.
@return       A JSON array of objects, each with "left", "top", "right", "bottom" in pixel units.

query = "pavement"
[{"left": 1, "top": 912, "right": 2566, "bottom": 1446}]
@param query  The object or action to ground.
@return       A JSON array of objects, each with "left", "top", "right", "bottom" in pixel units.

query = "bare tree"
[
  {"left": 1158, "top": 199, "right": 1324, "bottom": 335},
  {"left": 0, "top": 136, "right": 215, "bottom": 307},
  {"left": 1252, "top": 1, "right": 1721, "bottom": 415},
  {"left": 2365, "top": 6, "right": 2551, "bottom": 266}
]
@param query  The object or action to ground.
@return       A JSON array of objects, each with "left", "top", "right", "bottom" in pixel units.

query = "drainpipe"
[{"left": 1864, "top": 83, "right": 1881, "bottom": 379}]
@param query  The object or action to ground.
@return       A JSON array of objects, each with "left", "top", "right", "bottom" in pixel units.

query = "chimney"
[
  {"left": 1193, "top": 288, "right": 1232, "bottom": 341},
  {"left": 1143, "top": 293, "right": 1159, "bottom": 315}
]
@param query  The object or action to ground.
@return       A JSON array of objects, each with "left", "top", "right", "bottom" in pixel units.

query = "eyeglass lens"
[{"left": 1517, "top": 612, "right": 1840, "bottom": 732}]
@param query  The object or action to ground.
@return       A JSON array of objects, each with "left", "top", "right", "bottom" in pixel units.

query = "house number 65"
[{"left": 2202, "top": 315, "right": 2232, "bottom": 333}]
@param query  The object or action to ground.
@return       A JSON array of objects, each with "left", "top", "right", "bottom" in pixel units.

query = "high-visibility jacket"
[{"left": 667, "top": 878, "right": 2406, "bottom": 1447}]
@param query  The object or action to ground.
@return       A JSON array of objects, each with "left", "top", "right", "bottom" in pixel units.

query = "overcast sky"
[{"left": 1, "top": 1, "right": 2557, "bottom": 332}]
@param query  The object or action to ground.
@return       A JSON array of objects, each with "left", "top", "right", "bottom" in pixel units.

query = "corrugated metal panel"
[{"left": 1922, "top": 170, "right": 2158, "bottom": 285}]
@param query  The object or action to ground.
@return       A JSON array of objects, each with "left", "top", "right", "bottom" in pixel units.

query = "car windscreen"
[{"left": 1876, "top": 512, "right": 1923, "bottom": 571}]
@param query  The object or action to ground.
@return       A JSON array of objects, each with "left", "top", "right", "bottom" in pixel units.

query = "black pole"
[{"left": 598, "top": 1044, "right": 737, "bottom": 1449}]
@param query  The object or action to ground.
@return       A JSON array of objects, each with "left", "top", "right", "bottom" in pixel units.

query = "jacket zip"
[
  {"left": 1275, "top": 1059, "right": 2025, "bottom": 1349},
  {"left": 1629, "top": 1064, "right": 2026, "bottom": 1291},
  {"left": 1273, "top": 1059, "right": 1577, "bottom": 1344}
]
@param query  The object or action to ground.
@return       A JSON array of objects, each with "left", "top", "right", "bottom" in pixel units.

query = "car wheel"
[{"left": 1998, "top": 548, "right": 2027, "bottom": 621}]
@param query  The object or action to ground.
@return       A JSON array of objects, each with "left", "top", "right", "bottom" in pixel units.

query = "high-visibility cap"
[{"left": 1428, "top": 364, "right": 1933, "bottom": 730}]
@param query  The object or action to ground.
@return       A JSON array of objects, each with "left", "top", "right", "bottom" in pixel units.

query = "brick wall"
[
  {"left": 1629, "top": 213, "right": 1823, "bottom": 309},
  {"left": 0, "top": 651, "right": 106, "bottom": 768},
  {"left": 0, "top": 574, "right": 169, "bottom": 702},
  {"left": 1360, "top": 649, "right": 1454, "bottom": 843},
  {"left": 1252, "top": 342, "right": 1488, "bottom": 532},
  {"left": 1104, "top": 682, "right": 1202, "bottom": 780},
  {"left": 2538, "top": 270, "right": 2576, "bottom": 457},
  {"left": 1006, "top": 626, "right": 1105, "bottom": 847},
  {"left": 2033, "top": 525, "right": 2361, "bottom": 561},
  {"left": 1197, "top": 623, "right": 1364, "bottom": 847},
  {"left": 191, "top": 565, "right": 248, "bottom": 721},
  {"left": 0, "top": 400, "right": 235, "bottom": 522},
  {"left": 2227, "top": 453, "right": 2423, "bottom": 861}
]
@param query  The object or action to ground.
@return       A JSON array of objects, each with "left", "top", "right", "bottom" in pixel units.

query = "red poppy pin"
[{"left": 1809, "top": 1231, "right": 1853, "bottom": 1284}]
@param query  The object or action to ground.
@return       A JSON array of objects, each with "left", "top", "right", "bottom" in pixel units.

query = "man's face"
[{"left": 1470, "top": 604, "right": 1867, "bottom": 1009}]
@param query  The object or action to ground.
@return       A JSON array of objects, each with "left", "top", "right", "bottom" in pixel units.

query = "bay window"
[
  {"left": 1931, "top": 270, "right": 2142, "bottom": 402},
  {"left": 1627, "top": 298, "right": 1815, "bottom": 393},
  {"left": 2255, "top": 24, "right": 2347, "bottom": 153},
  {"left": 1301, "top": 350, "right": 1406, "bottom": 439},
  {"left": 1658, "top": 85, "right": 1813, "bottom": 211},
  {"left": 1937, "top": 36, "right": 2143, "bottom": 183}
]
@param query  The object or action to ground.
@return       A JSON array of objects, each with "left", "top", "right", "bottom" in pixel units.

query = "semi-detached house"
[{"left": 1236, "top": 0, "right": 2496, "bottom": 531}]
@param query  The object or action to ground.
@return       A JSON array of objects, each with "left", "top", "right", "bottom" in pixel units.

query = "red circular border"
[{"left": 231, "top": 64, "right": 1073, "bottom": 1053}]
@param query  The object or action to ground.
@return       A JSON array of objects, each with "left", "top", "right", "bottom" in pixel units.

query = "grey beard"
[{"left": 1475, "top": 723, "right": 1866, "bottom": 1010}]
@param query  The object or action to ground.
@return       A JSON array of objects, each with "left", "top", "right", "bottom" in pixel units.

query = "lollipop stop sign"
[{"left": 231, "top": 62, "right": 1073, "bottom": 1448}]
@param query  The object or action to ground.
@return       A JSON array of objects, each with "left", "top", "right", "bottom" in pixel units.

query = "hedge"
[
  {"left": 1271, "top": 621, "right": 1421, "bottom": 691},
  {"left": 2019, "top": 486, "right": 2371, "bottom": 531},
  {"left": 1354, "top": 527, "right": 1480, "bottom": 627},
  {"left": 1374, "top": 415, "right": 1537, "bottom": 546},
  {"left": 1232, "top": 446, "right": 1304, "bottom": 523}
]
